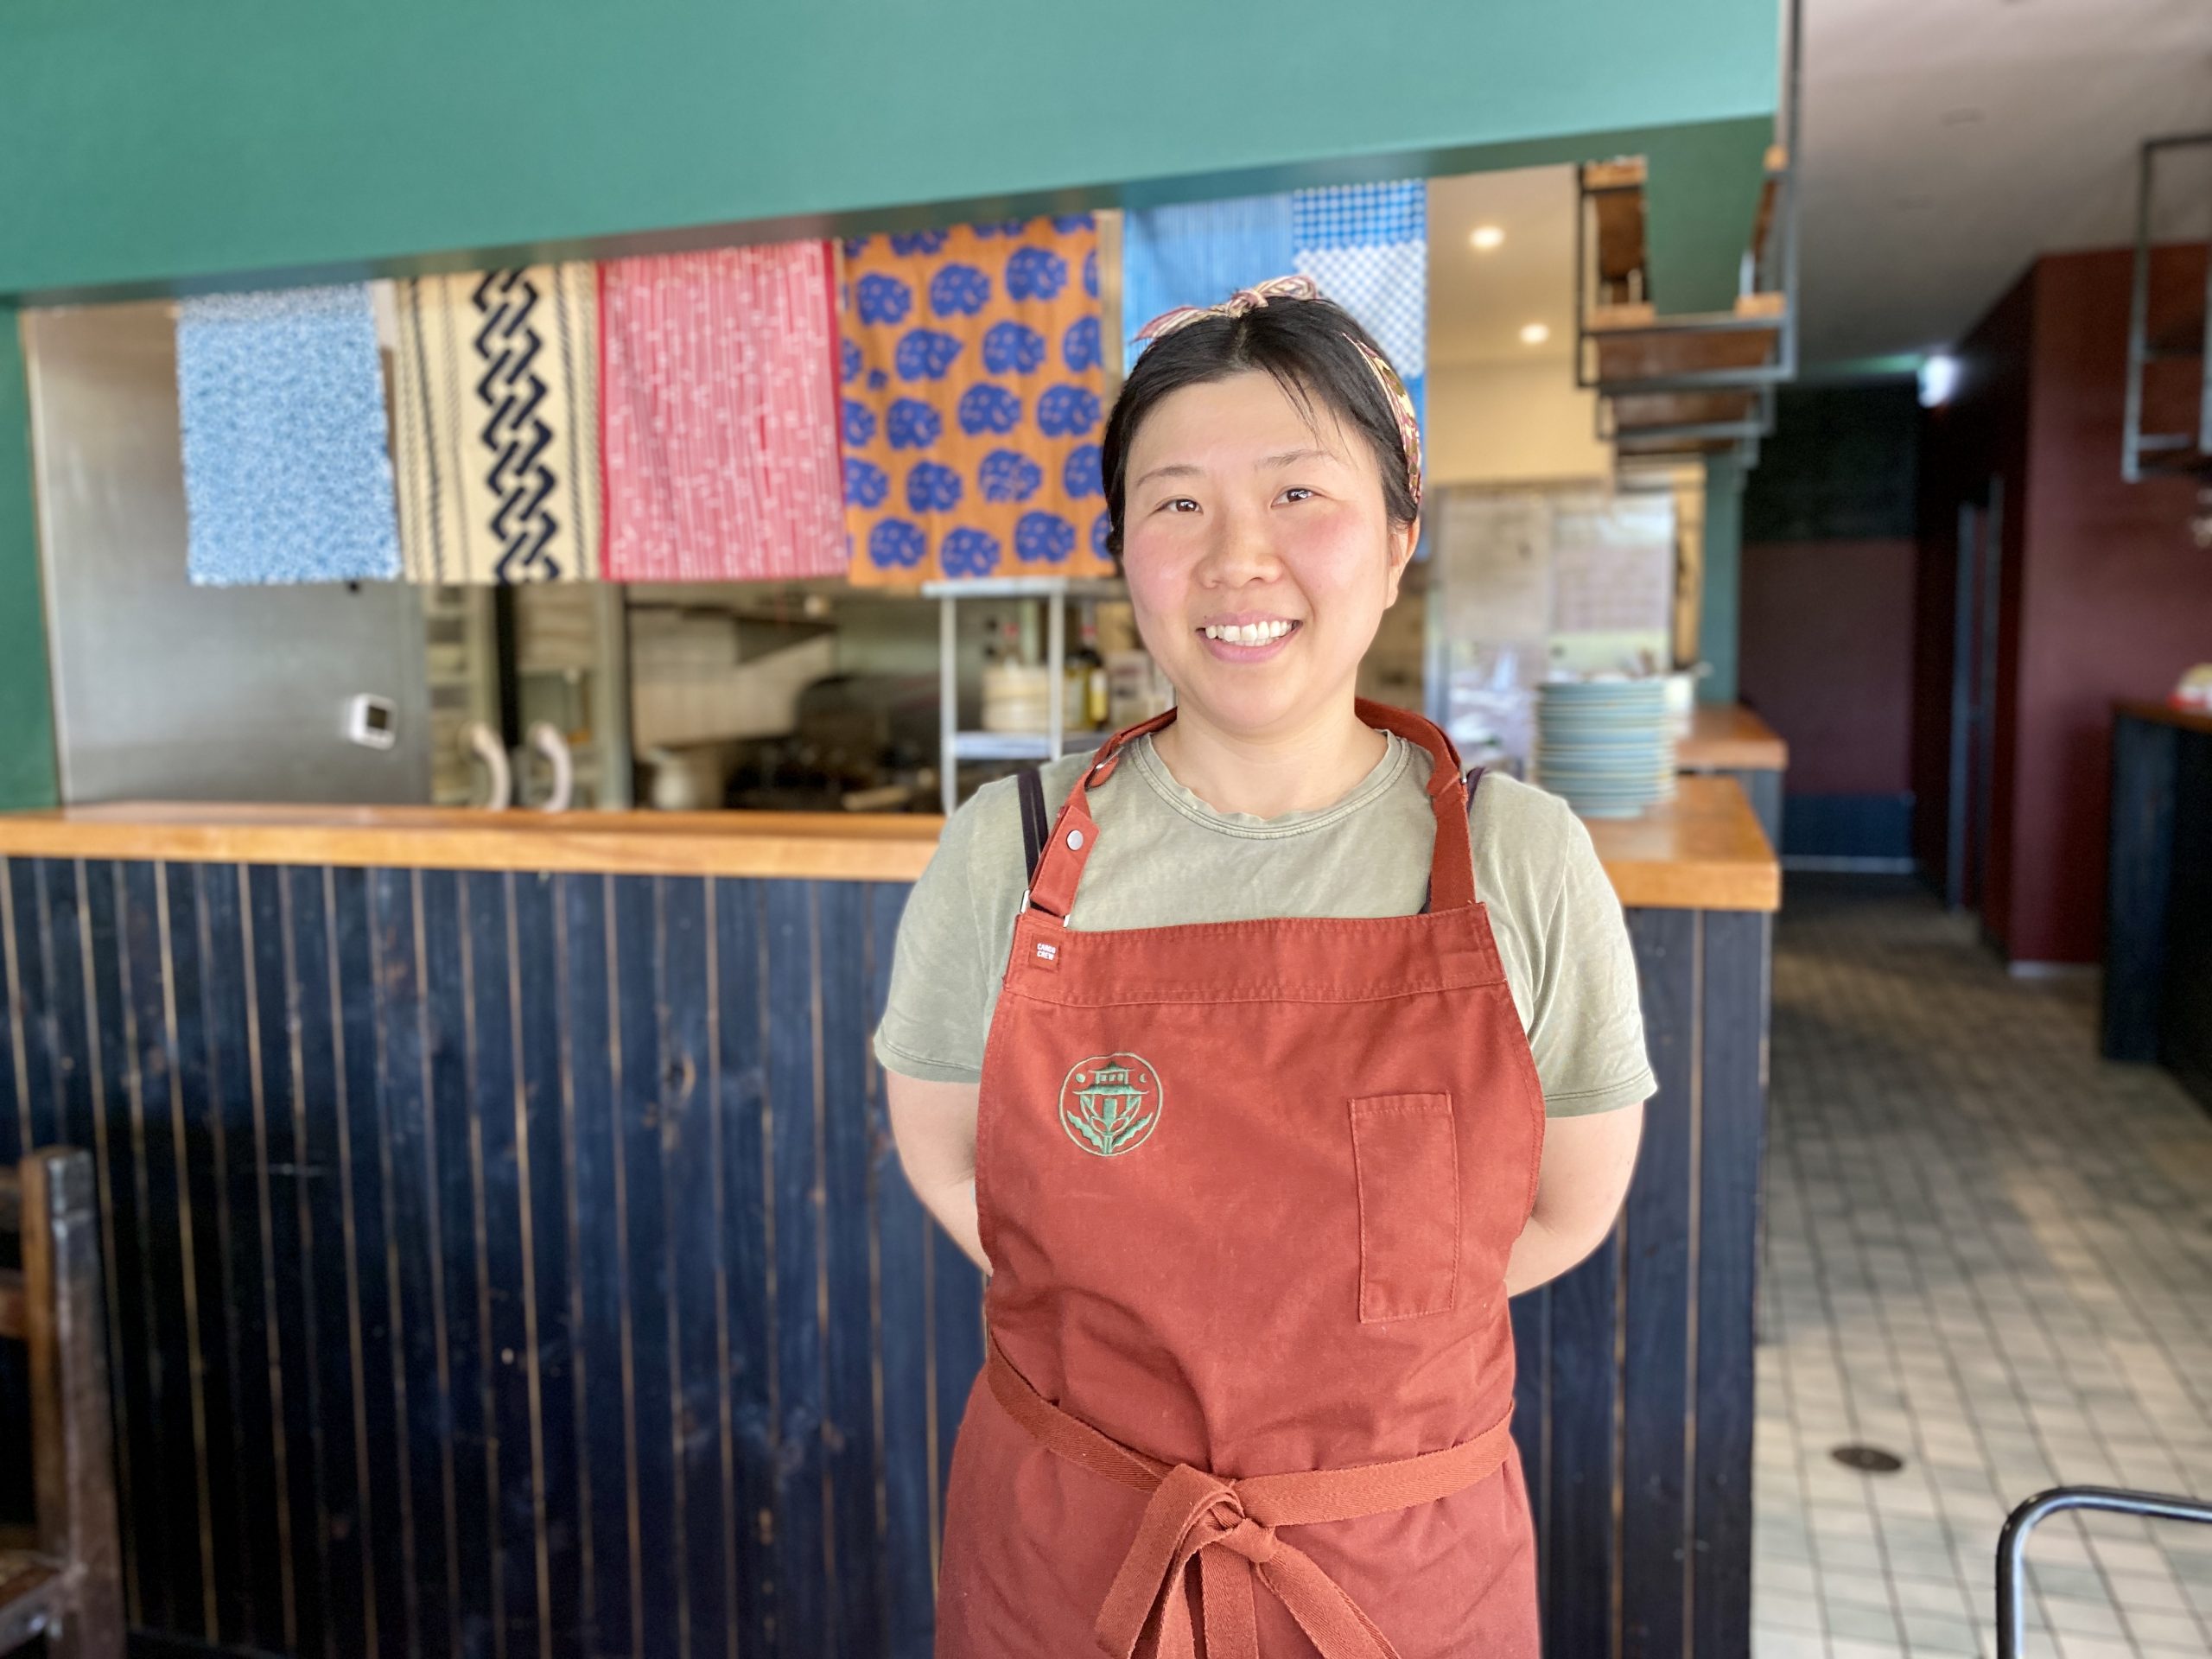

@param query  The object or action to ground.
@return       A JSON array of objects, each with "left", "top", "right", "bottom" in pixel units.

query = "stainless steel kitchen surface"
[{"left": 23, "top": 300, "right": 433, "bottom": 804}]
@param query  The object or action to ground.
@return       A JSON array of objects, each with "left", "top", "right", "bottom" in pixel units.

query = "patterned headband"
[{"left": 1132, "top": 273, "right": 1424, "bottom": 509}]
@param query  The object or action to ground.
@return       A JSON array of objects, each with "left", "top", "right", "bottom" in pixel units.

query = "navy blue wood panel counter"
[
  {"left": 2103, "top": 702, "right": 2212, "bottom": 1114},
  {"left": 0, "top": 821, "right": 1771, "bottom": 1659}
]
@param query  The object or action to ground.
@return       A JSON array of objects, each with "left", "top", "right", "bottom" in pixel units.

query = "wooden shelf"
[{"left": 1586, "top": 303, "right": 1784, "bottom": 385}]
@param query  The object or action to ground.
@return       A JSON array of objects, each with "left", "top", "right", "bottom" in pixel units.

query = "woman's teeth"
[{"left": 1202, "top": 620, "right": 1296, "bottom": 645}]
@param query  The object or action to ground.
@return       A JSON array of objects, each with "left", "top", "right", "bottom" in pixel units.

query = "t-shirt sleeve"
[
  {"left": 1525, "top": 801, "right": 1659, "bottom": 1118},
  {"left": 871, "top": 786, "right": 1002, "bottom": 1085}
]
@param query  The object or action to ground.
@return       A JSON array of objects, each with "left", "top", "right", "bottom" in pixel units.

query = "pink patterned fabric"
[{"left": 599, "top": 243, "right": 848, "bottom": 582}]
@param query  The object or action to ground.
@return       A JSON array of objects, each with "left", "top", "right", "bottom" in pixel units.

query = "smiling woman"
[{"left": 875, "top": 278, "right": 1654, "bottom": 1658}]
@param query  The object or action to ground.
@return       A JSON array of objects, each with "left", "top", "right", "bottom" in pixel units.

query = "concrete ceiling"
[
  {"left": 1799, "top": 0, "right": 2212, "bottom": 364},
  {"left": 1427, "top": 165, "right": 1580, "bottom": 369}
]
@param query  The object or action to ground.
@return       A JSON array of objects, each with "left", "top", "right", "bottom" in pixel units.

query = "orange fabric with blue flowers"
[{"left": 841, "top": 216, "right": 1114, "bottom": 585}]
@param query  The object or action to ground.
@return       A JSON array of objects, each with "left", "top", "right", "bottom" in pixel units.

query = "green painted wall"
[
  {"left": 0, "top": 1, "right": 1777, "bottom": 804},
  {"left": 0, "top": 308, "right": 57, "bottom": 810},
  {"left": 2, "top": 0, "right": 1776, "bottom": 301}
]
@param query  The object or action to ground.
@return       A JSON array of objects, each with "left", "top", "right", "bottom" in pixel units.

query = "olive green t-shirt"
[{"left": 872, "top": 730, "right": 1656, "bottom": 1116}]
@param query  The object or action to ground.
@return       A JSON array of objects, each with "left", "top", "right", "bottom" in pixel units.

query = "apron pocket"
[{"left": 1348, "top": 1092, "right": 1461, "bottom": 1322}]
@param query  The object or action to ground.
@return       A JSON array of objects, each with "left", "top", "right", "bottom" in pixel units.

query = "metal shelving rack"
[
  {"left": 924, "top": 575, "right": 1125, "bottom": 813},
  {"left": 2120, "top": 130, "right": 2212, "bottom": 484}
]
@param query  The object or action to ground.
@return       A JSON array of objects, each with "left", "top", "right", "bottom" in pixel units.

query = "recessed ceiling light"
[
  {"left": 1520, "top": 322, "right": 1551, "bottom": 346},
  {"left": 1471, "top": 225, "right": 1505, "bottom": 251}
]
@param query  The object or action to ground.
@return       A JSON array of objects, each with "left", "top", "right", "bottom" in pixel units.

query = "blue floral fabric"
[{"left": 842, "top": 214, "right": 1115, "bottom": 583}]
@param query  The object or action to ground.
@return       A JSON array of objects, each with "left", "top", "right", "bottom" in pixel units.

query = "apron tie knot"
[
  {"left": 1220, "top": 1513, "right": 1278, "bottom": 1567},
  {"left": 988, "top": 1344, "right": 1516, "bottom": 1659}
]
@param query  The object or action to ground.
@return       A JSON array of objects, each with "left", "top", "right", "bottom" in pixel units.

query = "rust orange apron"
[{"left": 938, "top": 699, "right": 1546, "bottom": 1659}]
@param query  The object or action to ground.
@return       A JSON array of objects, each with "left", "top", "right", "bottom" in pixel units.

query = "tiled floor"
[{"left": 1753, "top": 877, "right": 2212, "bottom": 1659}]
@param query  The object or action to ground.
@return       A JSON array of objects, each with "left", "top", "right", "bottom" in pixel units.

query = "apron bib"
[{"left": 938, "top": 700, "right": 1546, "bottom": 1659}]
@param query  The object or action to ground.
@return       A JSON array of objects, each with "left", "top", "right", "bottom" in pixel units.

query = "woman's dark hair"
[{"left": 1099, "top": 296, "right": 1418, "bottom": 561}]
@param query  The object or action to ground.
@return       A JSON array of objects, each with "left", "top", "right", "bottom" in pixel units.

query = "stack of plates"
[{"left": 1534, "top": 679, "right": 1678, "bottom": 819}]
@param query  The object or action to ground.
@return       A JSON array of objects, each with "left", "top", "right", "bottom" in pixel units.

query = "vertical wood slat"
[
  {"left": 2101, "top": 711, "right": 2178, "bottom": 1062},
  {"left": 868, "top": 884, "right": 935, "bottom": 1659},
  {"left": 561, "top": 872, "right": 632, "bottom": 1659},
  {"left": 512, "top": 870, "right": 582, "bottom": 1659},
  {"left": 610, "top": 874, "right": 678, "bottom": 1659},
  {"left": 200, "top": 867, "right": 289, "bottom": 1654},
  {"left": 1694, "top": 912, "right": 1769, "bottom": 1659},
  {"left": 424, "top": 868, "right": 493, "bottom": 1659},
  {"left": 0, "top": 859, "right": 40, "bottom": 1532},
  {"left": 659, "top": 876, "right": 724, "bottom": 1659},
  {"left": 282, "top": 863, "right": 371, "bottom": 1659},
  {"left": 249, "top": 863, "right": 321, "bottom": 1659},
  {"left": 819, "top": 881, "right": 886, "bottom": 1659},
  {"left": 1622, "top": 908, "right": 1699, "bottom": 1659},
  {"left": 710, "top": 880, "right": 775, "bottom": 1659},
  {"left": 6, "top": 859, "right": 56, "bottom": 1160},
  {"left": 119, "top": 861, "right": 194, "bottom": 1638},
  {"left": 332, "top": 865, "right": 404, "bottom": 1659},
  {"left": 463, "top": 869, "right": 541, "bottom": 1659},
  {"left": 764, "top": 880, "right": 828, "bottom": 1656},
  {"left": 372, "top": 866, "right": 448, "bottom": 1659},
  {"left": 165, "top": 863, "right": 240, "bottom": 1646},
  {"left": 1, "top": 859, "right": 25, "bottom": 1168},
  {"left": 1543, "top": 1182, "right": 1621, "bottom": 1659},
  {"left": 2158, "top": 728, "right": 2212, "bottom": 1110},
  {"left": 1, "top": 855, "right": 1766, "bottom": 1659},
  {"left": 184, "top": 866, "right": 257, "bottom": 1648}
]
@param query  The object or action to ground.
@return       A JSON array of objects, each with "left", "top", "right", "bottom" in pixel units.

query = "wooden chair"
[{"left": 0, "top": 1148, "right": 123, "bottom": 1658}]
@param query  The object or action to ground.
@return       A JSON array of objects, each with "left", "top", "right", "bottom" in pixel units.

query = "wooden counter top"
[
  {"left": 1678, "top": 703, "right": 1789, "bottom": 771},
  {"left": 2116, "top": 700, "right": 2212, "bottom": 739},
  {"left": 0, "top": 776, "right": 1779, "bottom": 912},
  {"left": 0, "top": 801, "right": 949, "bottom": 883}
]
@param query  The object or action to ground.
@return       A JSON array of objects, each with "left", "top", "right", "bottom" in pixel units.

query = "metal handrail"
[{"left": 1997, "top": 1485, "right": 2212, "bottom": 1659}]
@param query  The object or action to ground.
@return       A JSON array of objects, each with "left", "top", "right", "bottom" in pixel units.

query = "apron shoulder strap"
[
  {"left": 1016, "top": 766, "right": 1049, "bottom": 884},
  {"left": 1420, "top": 766, "right": 1488, "bottom": 914}
]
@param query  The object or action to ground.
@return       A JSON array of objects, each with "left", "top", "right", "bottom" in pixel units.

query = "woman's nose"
[{"left": 1197, "top": 504, "right": 1279, "bottom": 584}]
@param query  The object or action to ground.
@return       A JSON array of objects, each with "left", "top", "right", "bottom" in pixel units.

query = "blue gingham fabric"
[
  {"left": 1119, "top": 193, "right": 1294, "bottom": 359},
  {"left": 176, "top": 285, "right": 400, "bottom": 586},
  {"left": 1291, "top": 180, "right": 1427, "bottom": 429}
]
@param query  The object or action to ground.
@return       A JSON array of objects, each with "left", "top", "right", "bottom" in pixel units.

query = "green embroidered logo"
[{"left": 1059, "top": 1054, "right": 1163, "bottom": 1157}]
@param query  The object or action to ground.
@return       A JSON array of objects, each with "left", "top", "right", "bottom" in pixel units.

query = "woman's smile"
[{"left": 1196, "top": 614, "right": 1302, "bottom": 661}]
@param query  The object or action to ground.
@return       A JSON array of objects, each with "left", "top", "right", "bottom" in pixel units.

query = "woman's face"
[{"left": 1119, "top": 370, "right": 1415, "bottom": 739}]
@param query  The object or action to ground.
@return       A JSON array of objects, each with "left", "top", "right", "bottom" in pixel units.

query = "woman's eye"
[
  {"left": 1280, "top": 486, "right": 1316, "bottom": 503},
  {"left": 1157, "top": 497, "right": 1199, "bottom": 514}
]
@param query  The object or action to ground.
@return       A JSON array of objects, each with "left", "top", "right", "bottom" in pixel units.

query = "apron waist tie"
[{"left": 986, "top": 1345, "right": 1516, "bottom": 1659}]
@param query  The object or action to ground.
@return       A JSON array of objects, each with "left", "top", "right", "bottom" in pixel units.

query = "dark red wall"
[
  {"left": 1741, "top": 537, "right": 1916, "bottom": 795},
  {"left": 1916, "top": 245, "right": 2211, "bottom": 963}
]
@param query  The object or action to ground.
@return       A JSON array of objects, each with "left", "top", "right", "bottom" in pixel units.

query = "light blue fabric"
[
  {"left": 1290, "top": 181, "right": 1427, "bottom": 435},
  {"left": 1119, "top": 194, "right": 1294, "bottom": 360},
  {"left": 176, "top": 285, "right": 400, "bottom": 586}
]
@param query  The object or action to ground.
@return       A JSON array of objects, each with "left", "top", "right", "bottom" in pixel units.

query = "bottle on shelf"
[{"left": 1067, "top": 602, "right": 1108, "bottom": 730}]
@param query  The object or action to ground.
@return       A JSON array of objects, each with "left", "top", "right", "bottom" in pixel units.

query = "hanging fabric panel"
[
  {"left": 387, "top": 264, "right": 602, "bottom": 584},
  {"left": 1292, "top": 181, "right": 1428, "bottom": 432},
  {"left": 1119, "top": 193, "right": 1294, "bottom": 362},
  {"left": 841, "top": 215, "right": 1115, "bottom": 585},
  {"left": 599, "top": 242, "right": 848, "bottom": 582},
  {"left": 175, "top": 285, "right": 401, "bottom": 586}
]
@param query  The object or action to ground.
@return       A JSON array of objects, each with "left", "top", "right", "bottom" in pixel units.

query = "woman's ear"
[{"left": 1382, "top": 517, "right": 1420, "bottom": 606}]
